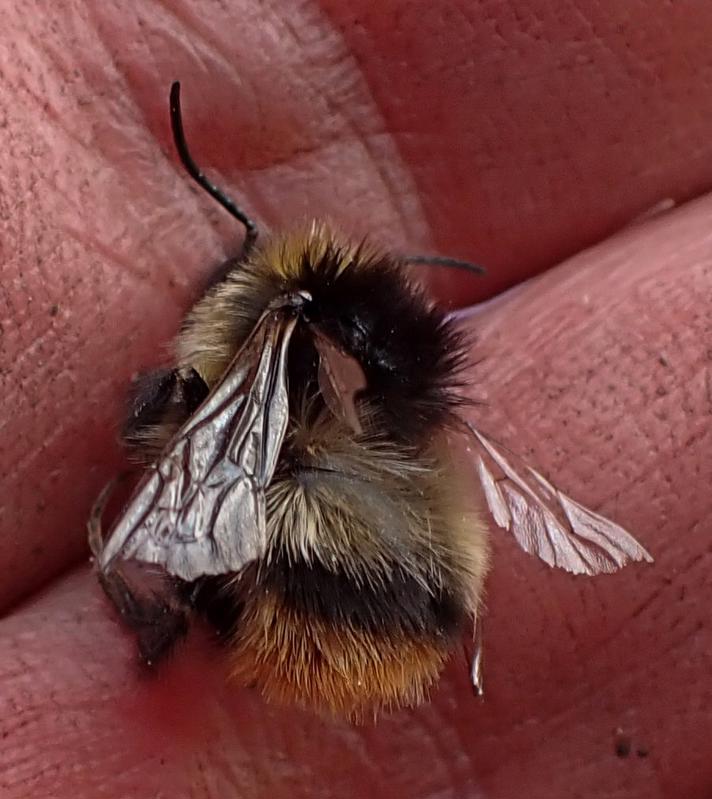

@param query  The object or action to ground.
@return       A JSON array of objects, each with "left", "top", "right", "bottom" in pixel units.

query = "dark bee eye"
[
  {"left": 307, "top": 310, "right": 369, "bottom": 361},
  {"left": 349, "top": 316, "right": 370, "bottom": 350},
  {"left": 328, "top": 313, "right": 371, "bottom": 360}
]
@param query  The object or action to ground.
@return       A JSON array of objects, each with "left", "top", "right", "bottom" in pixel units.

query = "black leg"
[
  {"left": 88, "top": 476, "right": 192, "bottom": 667},
  {"left": 98, "top": 570, "right": 190, "bottom": 667},
  {"left": 123, "top": 366, "right": 208, "bottom": 449},
  {"left": 184, "top": 576, "right": 244, "bottom": 641}
]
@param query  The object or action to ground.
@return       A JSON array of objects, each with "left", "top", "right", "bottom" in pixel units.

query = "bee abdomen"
[
  {"left": 221, "top": 463, "right": 476, "bottom": 719},
  {"left": 228, "top": 589, "right": 458, "bottom": 721},
  {"left": 189, "top": 553, "right": 467, "bottom": 719},
  {"left": 205, "top": 422, "right": 487, "bottom": 719},
  {"left": 260, "top": 554, "right": 466, "bottom": 641}
]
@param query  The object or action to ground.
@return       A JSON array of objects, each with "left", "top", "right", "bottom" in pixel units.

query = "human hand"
[{"left": 2, "top": 3, "right": 711, "bottom": 797}]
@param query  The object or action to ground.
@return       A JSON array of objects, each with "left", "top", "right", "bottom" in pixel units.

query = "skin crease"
[{"left": 1, "top": 1, "right": 712, "bottom": 797}]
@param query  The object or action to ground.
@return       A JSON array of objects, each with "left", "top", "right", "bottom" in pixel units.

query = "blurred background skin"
[{"left": 2, "top": 2, "right": 712, "bottom": 797}]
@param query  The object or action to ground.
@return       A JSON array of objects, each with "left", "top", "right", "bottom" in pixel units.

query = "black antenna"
[
  {"left": 169, "top": 81, "right": 258, "bottom": 259},
  {"left": 402, "top": 254, "right": 486, "bottom": 276}
]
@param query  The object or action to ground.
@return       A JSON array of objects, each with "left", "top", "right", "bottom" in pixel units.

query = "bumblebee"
[{"left": 89, "top": 82, "right": 652, "bottom": 721}]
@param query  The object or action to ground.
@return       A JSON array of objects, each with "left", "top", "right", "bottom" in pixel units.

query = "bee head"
[
  {"left": 283, "top": 229, "right": 468, "bottom": 443},
  {"left": 179, "top": 225, "right": 469, "bottom": 444}
]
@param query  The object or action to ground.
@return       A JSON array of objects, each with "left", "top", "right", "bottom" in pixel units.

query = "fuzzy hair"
[
  {"left": 120, "top": 224, "right": 489, "bottom": 718},
  {"left": 177, "top": 222, "right": 468, "bottom": 444}
]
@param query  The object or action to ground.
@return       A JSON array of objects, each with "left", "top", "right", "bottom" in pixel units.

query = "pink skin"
[{"left": 2, "top": 3, "right": 712, "bottom": 797}]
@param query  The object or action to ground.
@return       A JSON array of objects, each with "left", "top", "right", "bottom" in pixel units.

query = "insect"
[{"left": 89, "top": 82, "right": 653, "bottom": 721}]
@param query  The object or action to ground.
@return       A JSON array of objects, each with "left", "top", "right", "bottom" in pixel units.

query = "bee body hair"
[{"left": 120, "top": 224, "right": 489, "bottom": 718}]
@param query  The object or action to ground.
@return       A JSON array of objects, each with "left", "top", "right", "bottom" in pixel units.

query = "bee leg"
[
  {"left": 87, "top": 477, "right": 119, "bottom": 561},
  {"left": 122, "top": 366, "right": 208, "bottom": 452},
  {"left": 470, "top": 615, "right": 484, "bottom": 697},
  {"left": 97, "top": 569, "right": 191, "bottom": 667},
  {"left": 88, "top": 486, "right": 191, "bottom": 667},
  {"left": 182, "top": 576, "right": 244, "bottom": 640}
]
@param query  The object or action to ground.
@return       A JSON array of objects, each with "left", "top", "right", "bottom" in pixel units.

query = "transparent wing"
[
  {"left": 313, "top": 330, "right": 366, "bottom": 434},
  {"left": 466, "top": 424, "right": 653, "bottom": 575},
  {"left": 98, "top": 307, "right": 299, "bottom": 581}
]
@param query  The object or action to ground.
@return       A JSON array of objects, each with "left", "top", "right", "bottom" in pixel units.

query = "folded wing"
[{"left": 98, "top": 307, "right": 299, "bottom": 581}]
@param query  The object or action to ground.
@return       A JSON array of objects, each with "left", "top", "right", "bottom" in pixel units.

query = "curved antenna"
[
  {"left": 402, "top": 254, "right": 486, "bottom": 276},
  {"left": 169, "top": 81, "right": 258, "bottom": 259}
]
